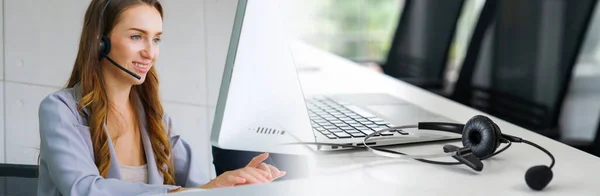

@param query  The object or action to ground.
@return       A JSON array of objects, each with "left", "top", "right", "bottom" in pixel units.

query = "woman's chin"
[
  {"left": 128, "top": 74, "right": 146, "bottom": 85},
  {"left": 131, "top": 78, "right": 146, "bottom": 85}
]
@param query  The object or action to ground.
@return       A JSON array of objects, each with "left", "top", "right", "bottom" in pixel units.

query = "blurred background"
[{"left": 285, "top": 0, "right": 600, "bottom": 157}]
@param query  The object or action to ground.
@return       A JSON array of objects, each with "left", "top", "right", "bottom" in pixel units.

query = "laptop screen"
[{"left": 210, "top": 0, "right": 316, "bottom": 155}]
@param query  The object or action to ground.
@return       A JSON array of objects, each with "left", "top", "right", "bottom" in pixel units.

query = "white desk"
[{"left": 175, "top": 41, "right": 600, "bottom": 195}]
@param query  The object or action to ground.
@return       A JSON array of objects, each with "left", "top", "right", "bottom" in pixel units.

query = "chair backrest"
[
  {"left": 0, "top": 163, "right": 38, "bottom": 196},
  {"left": 593, "top": 123, "right": 600, "bottom": 157},
  {"left": 452, "top": 0, "right": 598, "bottom": 138},
  {"left": 382, "top": 0, "right": 465, "bottom": 88}
]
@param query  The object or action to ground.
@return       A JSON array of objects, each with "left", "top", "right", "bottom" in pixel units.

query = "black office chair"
[
  {"left": 380, "top": 0, "right": 465, "bottom": 90},
  {"left": 0, "top": 163, "right": 38, "bottom": 196},
  {"left": 451, "top": 0, "right": 598, "bottom": 139},
  {"left": 590, "top": 117, "right": 600, "bottom": 157}
]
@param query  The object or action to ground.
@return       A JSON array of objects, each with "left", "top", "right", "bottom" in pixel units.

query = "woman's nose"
[{"left": 141, "top": 44, "right": 155, "bottom": 59}]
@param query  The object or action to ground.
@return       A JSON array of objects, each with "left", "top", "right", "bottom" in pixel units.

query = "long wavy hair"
[{"left": 65, "top": 0, "right": 175, "bottom": 185}]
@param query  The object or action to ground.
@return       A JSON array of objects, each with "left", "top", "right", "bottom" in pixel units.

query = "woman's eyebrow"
[{"left": 128, "top": 27, "right": 162, "bottom": 36}]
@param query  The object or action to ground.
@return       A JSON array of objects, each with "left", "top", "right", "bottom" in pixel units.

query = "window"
[
  {"left": 286, "top": 0, "right": 487, "bottom": 69},
  {"left": 446, "top": 0, "right": 486, "bottom": 82},
  {"left": 286, "top": 0, "right": 404, "bottom": 62}
]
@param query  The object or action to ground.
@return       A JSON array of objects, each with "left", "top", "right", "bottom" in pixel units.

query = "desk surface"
[{"left": 176, "top": 41, "right": 600, "bottom": 195}]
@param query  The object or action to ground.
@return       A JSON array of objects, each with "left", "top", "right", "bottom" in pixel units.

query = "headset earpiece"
[
  {"left": 461, "top": 115, "right": 502, "bottom": 158},
  {"left": 100, "top": 35, "right": 111, "bottom": 57},
  {"left": 99, "top": 0, "right": 112, "bottom": 57}
]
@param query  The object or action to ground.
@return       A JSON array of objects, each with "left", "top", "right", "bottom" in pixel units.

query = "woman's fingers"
[
  {"left": 246, "top": 167, "right": 270, "bottom": 183},
  {"left": 237, "top": 168, "right": 269, "bottom": 184},
  {"left": 209, "top": 171, "right": 246, "bottom": 188},
  {"left": 267, "top": 164, "right": 286, "bottom": 179},
  {"left": 258, "top": 163, "right": 286, "bottom": 181},
  {"left": 246, "top": 152, "right": 288, "bottom": 181},
  {"left": 236, "top": 171, "right": 261, "bottom": 184},
  {"left": 212, "top": 152, "right": 286, "bottom": 188},
  {"left": 259, "top": 163, "right": 273, "bottom": 179},
  {"left": 246, "top": 152, "right": 269, "bottom": 168},
  {"left": 203, "top": 167, "right": 274, "bottom": 189}
]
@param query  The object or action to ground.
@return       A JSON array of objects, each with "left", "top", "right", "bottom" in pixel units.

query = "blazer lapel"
[
  {"left": 104, "top": 122, "right": 123, "bottom": 180},
  {"left": 73, "top": 83, "right": 122, "bottom": 179},
  {"left": 137, "top": 100, "right": 164, "bottom": 185}
]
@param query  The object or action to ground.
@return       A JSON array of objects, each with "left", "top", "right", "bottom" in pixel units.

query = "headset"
[
  {"left": 362, "top": 115, "right": 555, "bottom": 191},
  {"left": 98, "top": 0, "right": 142, "bottom": 80},
  {"left": 296, "top": 115, "right": 555, "bottom": 191}
]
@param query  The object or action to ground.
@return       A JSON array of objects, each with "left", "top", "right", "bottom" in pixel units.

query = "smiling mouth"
[{"left": 133, "top": 62, "right": 149, "bottom": 69}]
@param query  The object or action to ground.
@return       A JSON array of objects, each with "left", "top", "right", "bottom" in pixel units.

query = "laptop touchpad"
[
  {"left": 331, "top": 93, "right": 408, "bottom": 105},
  {"left": 364, "top": 105, "right": 455, "bottom": 126}
]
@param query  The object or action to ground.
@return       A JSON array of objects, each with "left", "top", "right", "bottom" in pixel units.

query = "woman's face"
[{"left": 103, "top": 4, "right": 162, "bottom": 85}]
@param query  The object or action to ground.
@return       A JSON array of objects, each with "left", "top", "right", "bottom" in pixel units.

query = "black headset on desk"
[{"left": 301, "top": 115, "right": 556, "bottom": 191}]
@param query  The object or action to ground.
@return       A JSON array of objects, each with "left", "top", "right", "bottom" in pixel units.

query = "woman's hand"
[
  {"left": 246, "top": 153, "right": 286, "bottom": 181},
  {"left": 199, "top": 166, "right": 271, "bottom": 189},
  {"left": 199, "top": 152, "right": 286, "bottom": 189}
]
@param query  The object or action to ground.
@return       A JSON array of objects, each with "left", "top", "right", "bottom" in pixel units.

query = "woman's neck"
[
  {"left": 102, "top": 72, "right": 134, "bottom": 109},
  {"left": 107, "top": 85, "right": 132, "bottom": 110}
]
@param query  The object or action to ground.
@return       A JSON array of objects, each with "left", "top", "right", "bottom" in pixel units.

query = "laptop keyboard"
[{"left": 306, "top": 96, "right": 408, "bottom": 139}]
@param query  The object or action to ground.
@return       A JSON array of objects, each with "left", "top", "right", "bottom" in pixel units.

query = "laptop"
[
  {"left": 210, "top": 0, "right": 461, "bottom": 155},
  {"left": 302, "top": 93, "right": 462, "bottom": 151}
]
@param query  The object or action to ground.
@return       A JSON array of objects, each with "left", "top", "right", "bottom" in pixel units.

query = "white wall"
[
  {"left": 2, "top": 0, "right": 240, "bottom": 179},
  {"left": 0, "top": 0, "right": 3, "bottom": 165}
]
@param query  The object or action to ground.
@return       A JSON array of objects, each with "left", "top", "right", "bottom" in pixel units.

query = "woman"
[{"left": 37, "top": 0, "right": 285, "bottom": 195}]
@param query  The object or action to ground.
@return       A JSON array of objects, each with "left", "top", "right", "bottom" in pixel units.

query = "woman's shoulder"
[
  {"left": 40, "top": 86, "right": 78, "bottom": 108},
  {"left": 39, "top": 85, "right": 85, "bottom": 124}
]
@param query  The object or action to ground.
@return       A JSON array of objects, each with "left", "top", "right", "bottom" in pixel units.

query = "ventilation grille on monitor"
[{"left": 256, "top": 127, "right": 286, "bottom": 135}]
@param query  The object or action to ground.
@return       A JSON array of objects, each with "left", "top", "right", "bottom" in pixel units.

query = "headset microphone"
[
  {"left": 99, "top": 36, "right": 142, "bottom": 80},
  {"left": 519, "top": 139, "right": 554, "bottom": 191}
]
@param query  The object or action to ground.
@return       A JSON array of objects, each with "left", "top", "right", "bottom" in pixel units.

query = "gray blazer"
[{"left": 37, "top": 83, "right": 210, "bottom": 196}]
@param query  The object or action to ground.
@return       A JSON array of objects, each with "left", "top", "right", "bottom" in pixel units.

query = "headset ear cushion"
[
  {"left": 491, "top": 120, "right": 503, "bottom": 147},
  {"left": 100, "top": 35, "right": 111, "bottom": 56},
  {"left": 462, "top": 115, "right": 500, "bottom": 158}
]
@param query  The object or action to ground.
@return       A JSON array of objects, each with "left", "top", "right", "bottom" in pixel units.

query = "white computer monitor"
[{"left": 210, "top": 0, "right": 316, "bottom": 155}]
